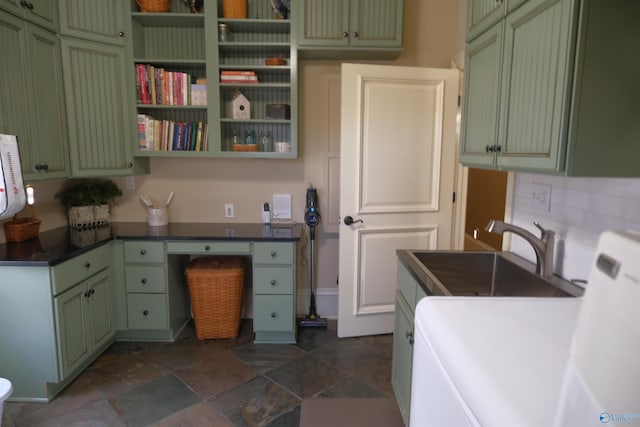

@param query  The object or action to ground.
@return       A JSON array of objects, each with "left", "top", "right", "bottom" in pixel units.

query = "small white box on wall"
[{"left": 226, "top": 89, "right": 250, "bottom": 119}]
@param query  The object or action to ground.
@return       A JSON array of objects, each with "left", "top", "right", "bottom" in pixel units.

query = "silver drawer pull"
[
  {"left": 140, "top": 249, "right": 146, "bottom": 255},
  {"left": 141, "top": 278, "right": 147, "bottom": 284},
  {"left": 143, "top": 310, "right": 149, "bottom": 316},
  {"left": 271, "top": 312, "right": 277, "bottom": 318},
  {"left": 270, "top": 280, "right": 277, "bottom": 286}
]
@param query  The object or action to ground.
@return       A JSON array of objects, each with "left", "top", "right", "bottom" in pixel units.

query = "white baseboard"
[{"left": 297, "top": 288, "right": 339, "bottom": 320}]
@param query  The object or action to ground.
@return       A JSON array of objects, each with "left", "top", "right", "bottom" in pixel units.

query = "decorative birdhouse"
[{"left": 226, "top": 89, "right": 250, "bottom": 119}]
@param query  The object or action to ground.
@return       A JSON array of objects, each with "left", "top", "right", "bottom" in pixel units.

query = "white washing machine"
[{"left": 410, "top": 231, "right": 640, "bottom": 427}]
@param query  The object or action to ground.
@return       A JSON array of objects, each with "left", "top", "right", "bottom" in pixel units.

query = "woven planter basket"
[{"left": 68, "top": 205, "right": 111, "bottom": 230}]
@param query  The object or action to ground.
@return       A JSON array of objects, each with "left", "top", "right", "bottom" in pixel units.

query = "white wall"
[{"left": 509, "top": 173, "right": 640, "bottom": 282}]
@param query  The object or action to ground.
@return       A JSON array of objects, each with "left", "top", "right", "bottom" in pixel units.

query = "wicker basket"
[
  {"left": 186, "top": 256, "right": 245, "bottom": 340},
  {"left": 4, "top": 217, "right": 41, "bottom": 243},
  {"left": 136, "top": 0, "right": 172, "bottom": 12},
  {"left": 222, "top": 0, "right": 247, "bottom": 18}
]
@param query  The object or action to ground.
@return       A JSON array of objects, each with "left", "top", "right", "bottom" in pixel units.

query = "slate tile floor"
[{"left": 2, "top": 320, "right": 396, "bottom": 426}]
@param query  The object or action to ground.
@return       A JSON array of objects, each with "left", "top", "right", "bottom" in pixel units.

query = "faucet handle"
[{"left": 533, "top": 221, "right": 555, "bottom": 238}]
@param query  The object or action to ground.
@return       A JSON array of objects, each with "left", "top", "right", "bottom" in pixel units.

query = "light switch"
[{"left": 530, "top": 183, "right": 552, "bottom": 212}]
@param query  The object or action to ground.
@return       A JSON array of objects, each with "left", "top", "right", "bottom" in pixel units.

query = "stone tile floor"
[{"left": 2, "top": 320, "right": 396, "bottom": 426}]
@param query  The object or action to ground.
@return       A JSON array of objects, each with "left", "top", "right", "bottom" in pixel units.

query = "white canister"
[
  {"left": 274, "top": 142, "right": 291, "bottom": 153},
  {"left": 147, "top": 207, "right": 168, "bottom": 226}
]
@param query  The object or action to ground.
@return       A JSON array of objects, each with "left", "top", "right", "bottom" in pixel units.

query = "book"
[{"left": 220, "top": 70, "right": 256, "bottom": 76}]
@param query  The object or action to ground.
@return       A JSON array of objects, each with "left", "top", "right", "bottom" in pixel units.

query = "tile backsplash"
[{"left": 509, "top": 173, "right": 640, "bottom": 283}]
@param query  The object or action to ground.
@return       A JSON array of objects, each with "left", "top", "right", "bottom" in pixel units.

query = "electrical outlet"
[
  {"left": 125, "top": 176, "right": 135, "bottom": 190},
  {"left": 225, "top": 203, "right": 234, "bottom": 218},
  {"left": 530, "top": 183, "right": 552, "bottom": 212}
]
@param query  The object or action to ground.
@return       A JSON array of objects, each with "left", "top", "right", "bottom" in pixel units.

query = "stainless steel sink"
[{"left": 404, "top": 251, "right": 584, "bottom": 297}]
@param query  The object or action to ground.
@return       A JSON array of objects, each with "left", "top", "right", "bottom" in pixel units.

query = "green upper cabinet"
[
  {"left": 465, "top": 0, "right": 506, "bottom": 41},
  {"left": 297, "top": 0, "right": 403, "bottom": 58},
  {"left": 58, "top": 0, "right": 127, "bottom": 46},
  {"left": 0, "top": 10, "right": 69, "bottom": 181},
  {"left": 460, "top": 0, "right": 640, "bottom": 177},
  {"left": 59, "top": 0, "right": 149, "bottom": 177},
  {"left": 0, "top": 0, "right": 58, "bottom": 31}
]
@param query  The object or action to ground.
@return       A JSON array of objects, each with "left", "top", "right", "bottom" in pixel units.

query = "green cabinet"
[
  {"left": 0, "top": 244, "right": 115, "bottom": 401},
  {"left": 297, "top": 0, "right": 403, "bottom": 58},
  {"left": 252, "top": 241, "right": 297, "bottom": 343},
  {"left": 0, "top": 10, "right": 69, "bottom": 180},
  {"left": 0, "top": 0, "right": 57, "bottom": 31},
  {"left": 392, "top": 261, "right": 427, "bottom": 426},
  {"left": 58, "top": 0, "right": 127, "bottom": 45},
  {"left": 59, "top": 0, "right": 149, "bottom": 177},
  {"left": 460, "top": 0, "right": 640, "bottom": 177},
  {"left": 54, "top": 268, "right": 113, "bottom": 380},
  {"left": 118, "top": 240, "right": 190, "bottom": 341}
]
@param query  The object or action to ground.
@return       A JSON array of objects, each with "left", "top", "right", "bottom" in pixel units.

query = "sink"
[{"left": 405, "top": 251, "right": 584, "bottom": 297}]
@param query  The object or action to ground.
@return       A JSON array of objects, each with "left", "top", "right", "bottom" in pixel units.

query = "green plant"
[{"left": 55, "top": 179, "right": 122, "bottom": 208}]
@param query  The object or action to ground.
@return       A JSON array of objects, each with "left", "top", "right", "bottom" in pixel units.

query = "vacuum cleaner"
[{"left": 297, "top": 185, "right": 328, "bottom": 328}]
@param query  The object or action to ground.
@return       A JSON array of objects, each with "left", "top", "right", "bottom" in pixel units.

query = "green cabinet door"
[
  {"left": 459, "top": 22, "right": 503, "bottom": 168},
  {"left": 497, "top": 0, "right": 574, "bottom": 172},
  {"left": 466, "top": 0, "right": 506, "bottom": 41},
  {"left": 58, "top": 0, "right": 127, "bottom": 46},
  {"left": 86, "top": 269, "right": 114, "bottom": 351},
  {"left": 297, "top": 0, "right": 402, "bottom": 50},
  {"left": 54, "top": 281, "right": 90, "bottom": 379},
  {"left": 349, "top": 0, "right": 403, "bottom": 48},
  {"left": 0, "top": 0, "right": 57, "bottom": 31},
  {"left": 61, "top": 37, "right": 137, "bottom": 176},
  {"left": 298, "top": 0, "right": 349, "bottom": 47},
  {"left": 0, "top": 10, "right": 68, "bottom": 180},
  {"left": 392, "top": 290, "right": 413, "bottom": 426}
]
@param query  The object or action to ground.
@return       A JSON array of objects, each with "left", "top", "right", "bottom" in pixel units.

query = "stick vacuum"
[{"left": 297, "top": 185, "right": 328, "bottom": 328}]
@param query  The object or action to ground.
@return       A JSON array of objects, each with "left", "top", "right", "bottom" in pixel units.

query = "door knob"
[{"left": 344, "top": 216, "right": 364, "bottom": 225}]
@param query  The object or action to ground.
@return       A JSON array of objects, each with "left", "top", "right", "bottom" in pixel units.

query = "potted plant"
[{"left": 55, "top": 179, "right": 122, "bottom": 229}]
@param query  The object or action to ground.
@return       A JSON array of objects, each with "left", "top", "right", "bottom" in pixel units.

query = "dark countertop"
[{"left": 0, "top": 222, "right": 303, "bottom": 267}]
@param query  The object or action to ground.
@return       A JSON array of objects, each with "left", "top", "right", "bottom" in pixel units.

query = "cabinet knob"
[
  {"left": 141, "top": 278, "right": 147, "bottom": 284},
  {"left": 495, "top": 144, "right": 502, "bottom": 152},
  {"left": 85, "top": 262, "right": 91, "bottom": 268},
  {"left": 84, "top": 290, "right": 90, "bottom": 298},
  {"left": 271, "top": 251, "right": 277, "bottom": 258},
  {"left": 140, "top": 249, "right": 146, "bottom": 255},
  {"left": 205, "top": 245, "right": 210, "bottom": 251},
  {"left": 271, "top": 312, "right": 278, "bottom": 318},
  {"left": 406, "top": 331, "right": 414, "bottom": 345},
  {"left": 270, "top": 280, "right": 277, "bottom": 286},
  {"left": 35, "top": 164, "right": 41, "bottom": 171},
  {"left": 485, "top": 145, "right": 494, "bottom": 153},
  {"left": 43, "top": 164, "right": 48, "bottom": 171},
  {"left": 352, "top": 32, "right": 359, "bottom": 39},
  {"left": 143, "top": 310, "right": 149, "bottom": 316},
  {"left": 127, "top": 161, "right": 133, "bottom": 168},
  {"left": 119, "top": 31, "right": 125, "bottom": 38},
  {"left": 343, "top": 31, "right": 349, "bottom": 38}
]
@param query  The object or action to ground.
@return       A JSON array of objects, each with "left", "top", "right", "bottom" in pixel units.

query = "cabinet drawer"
[
  {"left": 126, "top": 294, "right": 168, "bottom": 330},
  {"left": 52, "top": 244, "right": 110, "bottom": 295},
  {"left": 124, "top": 241, "right": 164, "bottom": 263},
  {"left": 253, "top": 242, "right": 294, "bottom": 265},
  {"left": 253, "top": 267, "right": 294, "bottom": 294},
  {"left": 125, "top": 265, "right": 166, "bottom": 293},
  {"left": 166, "top": 241, "right": 251, "bottom": 254},
  {"left": 253, "top": 295, "right": 294, "bottom": 332}
]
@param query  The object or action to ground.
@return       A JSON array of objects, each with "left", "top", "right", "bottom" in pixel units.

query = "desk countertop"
[{"left": 0, "top": 222, "right": 303, "bottom": 266}]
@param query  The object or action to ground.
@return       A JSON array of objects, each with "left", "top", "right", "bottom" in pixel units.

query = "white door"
[{"left": 338, "top": 64, "right": 459, "bottom": 338}]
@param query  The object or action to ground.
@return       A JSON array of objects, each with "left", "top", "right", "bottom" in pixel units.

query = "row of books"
[
  {"left": 220, "top": 70, "right": 258, "bottom": 84},
  {"left": 135, "top": 64, "right": 206, "bottom": 106},
  {"left": 137, "top": 114, "right": 208, "bottom": 152}
]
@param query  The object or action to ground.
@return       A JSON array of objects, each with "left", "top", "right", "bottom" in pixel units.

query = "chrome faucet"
[{"left": 485, "top": 220, "right": 555, "bottom": 277}]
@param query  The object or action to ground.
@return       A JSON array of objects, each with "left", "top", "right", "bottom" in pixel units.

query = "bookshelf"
[{"left": 130, "top": 0, "right": 297, "bottom": 159}]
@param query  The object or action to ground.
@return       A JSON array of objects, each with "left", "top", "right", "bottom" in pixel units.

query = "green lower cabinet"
[
  {"left": 252, "top": 242, "right": 296, "bottom": 344},
  {"left": 392, "top": 262, "right": 428, "bottom": 426},
  {"left": 126, "top": 293, "right": 169, "bottom": 330},
  {"left": 54, "top": 268, "right": 114, "bottom": 380}
]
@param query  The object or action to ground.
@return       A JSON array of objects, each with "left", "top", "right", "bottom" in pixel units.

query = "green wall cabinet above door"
[
  {"left": 297, "top": 0, "right": 403, "bottom": 59},
  {"left": 0, "top": 10, "right": 69, "bottom": 181},
  {"left": 58, "top": 0, "right": 127, "bottom": 46},
  {"left": 0, "top": 0, "right": 58, "bottom": 31},
  {"left": 460, "top": 0, "right": 640, "bottom": 177}
]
